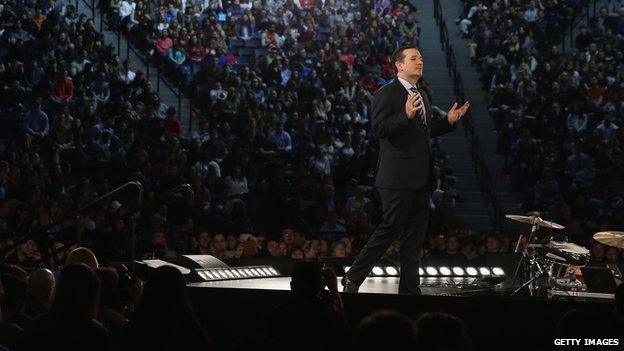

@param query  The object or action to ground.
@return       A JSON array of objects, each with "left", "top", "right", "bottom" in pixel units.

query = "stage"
[
  {"left": 188, "top": 276, "right": 498, "bottom": 296},
  {"left": 186, "top": 276, "right": 618, "bottom": 350}
]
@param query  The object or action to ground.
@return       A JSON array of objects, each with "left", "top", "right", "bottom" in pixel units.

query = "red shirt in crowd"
[
  {"left": 586, "top": 85, "right": 609, "bottom": 102},
  {"left": 338, "top": 53, "right": 355, "bottom": 68},
  {"left": 360, "top": 77, "right": 377, "bottom": 93},
  {"left": 299, "top": 0, "right": 316, "bottom": 10},
  {"left": 155, "top": 36, "right": 173, "bottom": 56},
  {"left": 54, "top": 78, "right": 74, "bottom": 101},
  {"left": 164, "top": 116, "right": 181, "bottom": 136}
]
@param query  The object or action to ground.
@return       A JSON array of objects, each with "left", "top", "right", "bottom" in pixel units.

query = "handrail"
[
  {"left": 561, "top": 0, "right": 597, "bottom": 53},
  {"left": 432, "top": 0, "right": 503, "bottom": 230},
  {"left": 154, "top": 183, "right": 194, "bottom": 205},
  {"left": 50, "top": 180, "right": 143, "bottom": 270},
  {"left": 78, "top": 0, "right": 201, "bottom": 133},
  {"left": 49, "top": 181, "right": 144, "bottom": 231}
]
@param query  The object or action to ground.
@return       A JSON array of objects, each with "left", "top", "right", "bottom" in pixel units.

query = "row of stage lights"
[
  {"left": 195, "top": 265, "right": 280, "bottom": 281},
  {"left": 344, "top": 266, "right": 506, "bottom": 277},
  {"left": 193, "top": 265, "right": 504, "bottom": 281}
]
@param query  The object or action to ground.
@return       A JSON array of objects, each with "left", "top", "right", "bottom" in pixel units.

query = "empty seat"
[
  {"left": 229, "top": 38, "right": 245, "bottom": 48},
  {"left": 238, "top": 55, "right": 250, "bottom": 65}
]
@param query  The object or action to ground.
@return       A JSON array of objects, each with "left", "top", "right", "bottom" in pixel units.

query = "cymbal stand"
[
  {"left": 512, "top": 221, "right": 539, "bottom": 283},
  {"left": 512, "top": 248, "right": 550, "bottom": 296}
]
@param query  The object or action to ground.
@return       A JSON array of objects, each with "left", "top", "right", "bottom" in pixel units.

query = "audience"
[
  {"left": 24, "top": 264, "right": 111, "bottom": 351},
  {"left": 353, "top": 309, "right": 416, "bottom": 351},
  {"left": 415, "top": 312, "right": 472, "bottom": 351},
  {"left": 269, "top": 260, "right": 347, "bottom": 351},
  {"left": 459, "top": 0, "right": 624, "bottom": 265},
  {"left": 0, "top": 0, "right": 620, "bottom": 349},
  {"left": 121, "top": 265, "right": 213, "bottom": 351}
]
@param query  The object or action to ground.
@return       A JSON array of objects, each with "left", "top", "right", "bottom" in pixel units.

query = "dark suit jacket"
[{"left": 372, "top": 78, "right": 456, "bottom": 190}]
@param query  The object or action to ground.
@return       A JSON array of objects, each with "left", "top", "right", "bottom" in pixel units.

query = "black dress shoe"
[{"left": 341, "top": 277, "right": 359, "bottom": 293}]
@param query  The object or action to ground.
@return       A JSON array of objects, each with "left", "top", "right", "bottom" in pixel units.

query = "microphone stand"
[{"left": 43, "top": 181, "right": 144, "bottom": 272}]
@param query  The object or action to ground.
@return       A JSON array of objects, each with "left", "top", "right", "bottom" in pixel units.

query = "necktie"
[{"left": 409, "top": 86, "right": 426, "bottom": 126}]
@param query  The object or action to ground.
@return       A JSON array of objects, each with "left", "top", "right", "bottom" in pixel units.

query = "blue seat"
[
  {"left": 238, "top": 47, "right": 254, "bottom": 56},
  {"left": 238, "top": 55, "right": 250, "bottom": 65},
  {"left": 229, "top": 38, "right": 245, "bottom": 48}
]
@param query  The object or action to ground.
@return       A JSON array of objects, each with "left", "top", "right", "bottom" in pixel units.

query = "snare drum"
[{"left": 545, "top": 241, "right": 590, "bottom": 265}]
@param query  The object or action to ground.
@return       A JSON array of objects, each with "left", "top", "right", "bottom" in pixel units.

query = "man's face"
[
  {"left": 198, "top": 232, "right": 210, "bottom": 248},
  {"left": 332, "top": 243, "right": 346, "bottom": 257},
  {"left": 396, "top": 48, "right": 423, "bottom": 79},
  {"left": 281, "top": 229, "right": 294, "bottom": 244},
  {"left": 153, "top": 232, "right": 167, "bottom": 246},
  {"left": 485, "top": 237, "right": 499, "bottom": 251},
  {"left": 213, "top": 234, "right": 227, "bottom": 251}
]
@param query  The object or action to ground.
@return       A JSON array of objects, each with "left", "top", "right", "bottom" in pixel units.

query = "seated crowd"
[
  {"left": 0, "top": 0, "right": 487, "bottom": 274},
  {"left": 0, "top": 0, "right": 620, "bottom": 349},
  {"left": 459, "top": 0, "right": 624, "bottom": 265}
]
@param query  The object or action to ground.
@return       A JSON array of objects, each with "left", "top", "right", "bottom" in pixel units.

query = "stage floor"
[{"left": 188, "top": 276, "right": 496, "bottom": 296}]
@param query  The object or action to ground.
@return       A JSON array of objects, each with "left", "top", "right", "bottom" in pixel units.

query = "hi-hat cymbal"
[
  {"left": 593, "top": 231, "right": 624, "bottom": 249},
  {"left": 505, "top": 214, "right": 565, "bottom": 229}
]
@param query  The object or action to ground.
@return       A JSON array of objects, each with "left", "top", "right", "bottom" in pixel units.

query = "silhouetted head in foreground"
[{"left": 354, "top": 309, "right": 416, "bottom": 351}]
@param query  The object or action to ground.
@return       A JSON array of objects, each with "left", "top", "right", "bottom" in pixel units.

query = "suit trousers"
[{"left": 346, "top": 187, "right": 430, "bottom": 294}]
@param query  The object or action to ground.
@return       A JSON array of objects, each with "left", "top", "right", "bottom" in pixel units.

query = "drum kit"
[{"left": 505, "top": 214, "right": 624, "bottom": 296}]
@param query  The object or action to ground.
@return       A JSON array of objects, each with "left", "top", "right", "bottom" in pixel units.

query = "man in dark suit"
[{"left": 342, "top": 44, "right": 470, "bottom": 294}]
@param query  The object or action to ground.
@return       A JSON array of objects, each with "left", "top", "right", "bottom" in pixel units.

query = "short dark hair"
[{"left": 391, "top": 44, "right": 419, "bottom": 64}]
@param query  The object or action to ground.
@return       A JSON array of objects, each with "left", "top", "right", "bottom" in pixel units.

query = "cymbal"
[
  {"left": 593, "top": 231, "right": 624, "bottom": 249},
  {"left": 505, "top": 214, "right": 565, "bottom": 229}
]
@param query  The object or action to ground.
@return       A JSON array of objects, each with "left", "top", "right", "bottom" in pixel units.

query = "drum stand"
[
  {"left": 512, "top": 222, "right": 543, "bottom": 297},
  {"left": 512, "top": 248, "right": 551, "bottom": 296}
]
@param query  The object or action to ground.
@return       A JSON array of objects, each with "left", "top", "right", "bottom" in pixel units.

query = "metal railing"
[
  {"left": 78, "top": 0, "right": 201, "bottom": 133},
  {"left": 561, "top": 0, "right": 599, "bottom": 53},
  {"left": 433, "top": 0, "right": 503, "bottom": 230}
]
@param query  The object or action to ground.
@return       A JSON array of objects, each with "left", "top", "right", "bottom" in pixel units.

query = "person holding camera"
[{"left": 269, "top": 260, "right": 348, "bottom": 351}]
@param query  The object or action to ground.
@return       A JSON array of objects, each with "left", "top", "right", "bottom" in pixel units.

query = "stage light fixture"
[
  {"left": 195, "top": 265, "right": 281, "bottom": 281},
  {"left": 439, "top": 267, "right": 452, "bottom": 276},
  {"left": 372, "top": 266, "right": 384, "bottom": 276},
  {"left": 418, "top": 266, "right": 505, "bottom": 278},
  {"left": 466, "top": 267, "right": 478, "bottom": 276},
  {"left": 452, "top": 267, "right": 465, "bottom": 276},
  {"left": 492, "top": 267, "right": 505, "bottom": 276},
  {"left": 385, "top": 267, "right": 399, "bottom": 276},
  {"left": 342, "top": 265, "right": 402, "bottom": 277},
  {"left": 425, "top": 267, "right": 439, "bottom": 276}
]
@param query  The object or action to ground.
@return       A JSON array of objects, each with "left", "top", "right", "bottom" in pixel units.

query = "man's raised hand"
[
  {"left": 447, "top": 101, "right": 470, "bottom": 124},
  {"left": 405, "top": 93, "right": 423, "bottom": 119}
]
